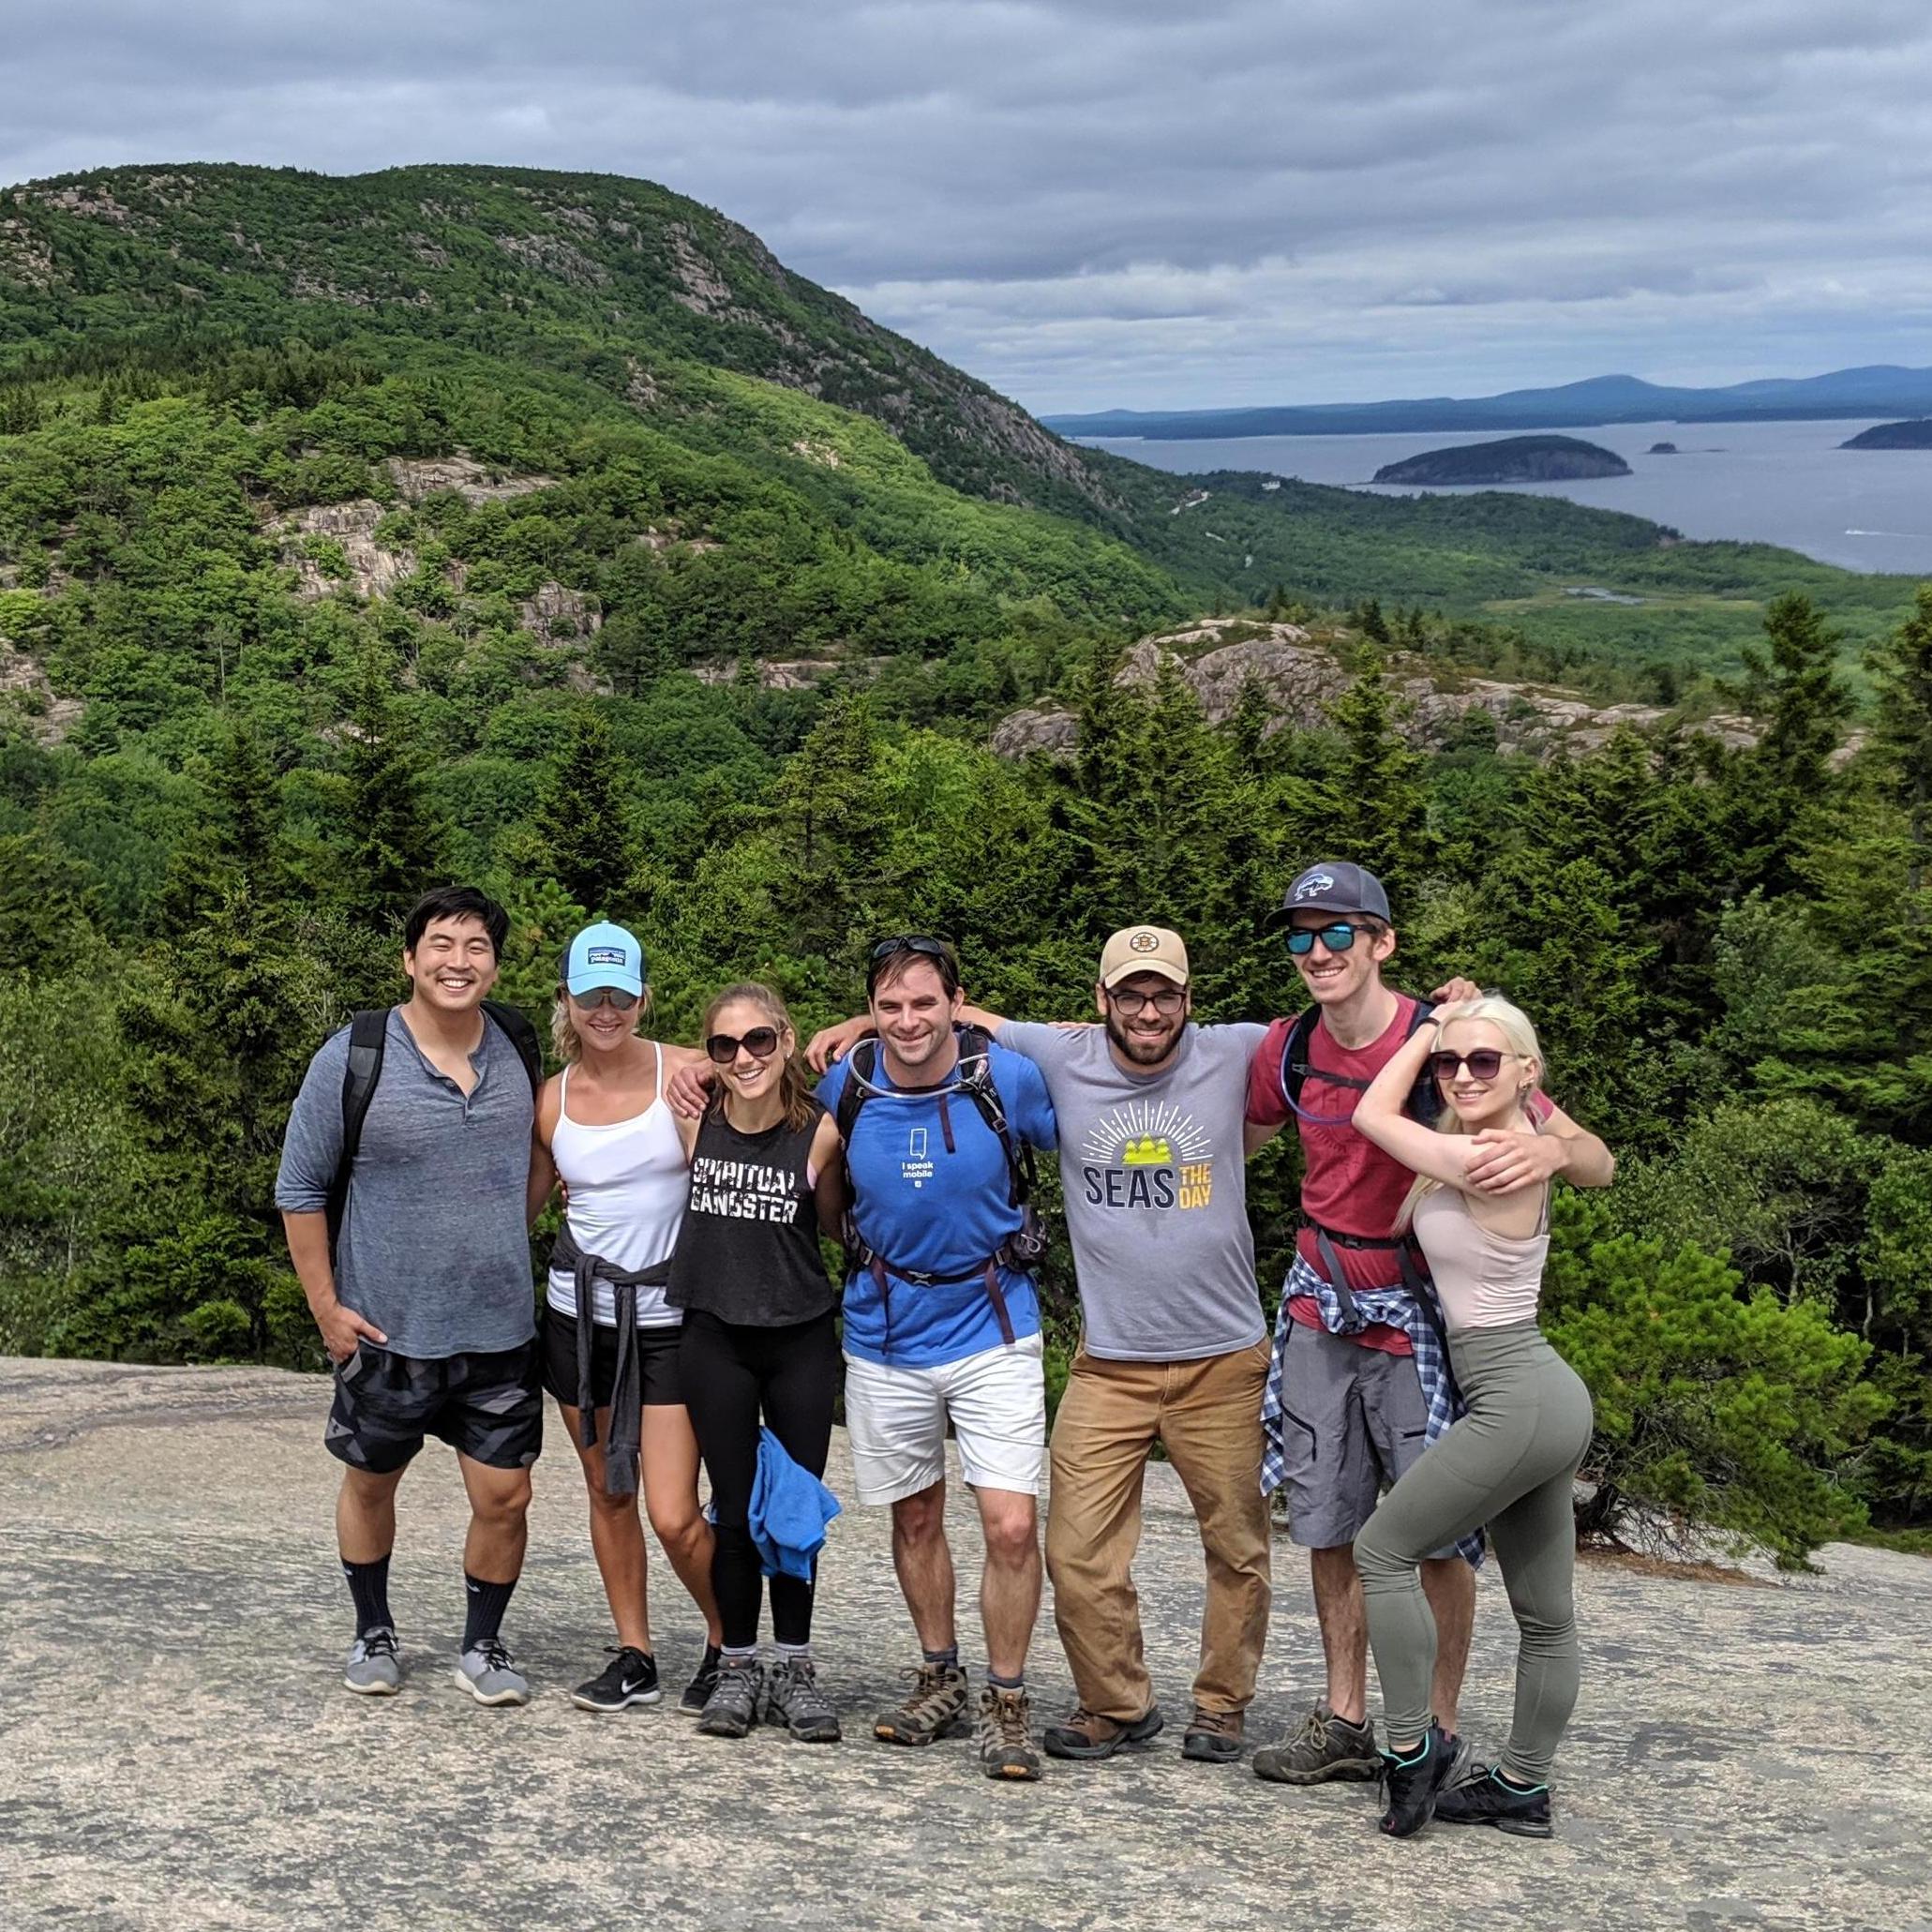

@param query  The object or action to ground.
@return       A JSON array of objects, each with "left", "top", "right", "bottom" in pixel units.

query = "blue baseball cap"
[{"left": 563, "top": 921, "right": 647, "bottom": 997}]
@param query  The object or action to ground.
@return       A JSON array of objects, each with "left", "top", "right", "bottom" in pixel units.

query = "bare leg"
[
  {"left": 891, "top": 1479, "right": 957, "bottom": 1654},
  {"left": 1422, "top": 1556, "right": 1475, "bottom": 1736},
  {"left": 974, "top": 1488, "right": 1041, "bottom": 1681},
  {"left": 560, "top": 1400, "right": 652, "bottom": 1653},
  {"left": 1310, "top": 1545, "right": 1370, "bottom": 1723},
  {"left": 639, "top": 1402, "right": 722, "bottom": 1647},
  {"left": 337, "top": 1465, "right": 405, "bottom": 1565},
  {"left": 457, "top": 1453, "right": 532, "bottom": 1584}
]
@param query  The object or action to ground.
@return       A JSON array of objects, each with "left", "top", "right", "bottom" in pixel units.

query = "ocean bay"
[{"left": 1074, "top": 417, "right": 1932, "bottom": 576}]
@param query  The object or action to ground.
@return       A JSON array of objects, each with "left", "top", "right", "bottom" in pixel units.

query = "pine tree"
[
  {"left": 1866, "top": 585, "right": 1932, "bottom": 902},
  {"left": 532, "top": 707, "right": 637, "bottom": 917},
  {"left": 1322, "top": 651, "right": 1430, "bottom": 911},
  {"left": 338, "top": 650, "right": 445, "bottom": 938}
]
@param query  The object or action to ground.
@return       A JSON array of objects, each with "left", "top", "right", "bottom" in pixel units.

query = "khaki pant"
[{"left": 1045, "top": 1339, "right": 1272, "bottom": 1721}]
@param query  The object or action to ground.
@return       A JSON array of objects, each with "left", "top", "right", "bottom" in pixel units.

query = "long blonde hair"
[
  {"left": 703, "top": 981, "right": 816, "bottom": 1134},
  {"left": 1396, "top": 995, "right": 1545, "bottom": 1229}
]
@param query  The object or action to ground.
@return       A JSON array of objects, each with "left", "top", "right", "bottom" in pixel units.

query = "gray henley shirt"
[{"left": 275, "top": 1008, "right": 537, "bottom": 1359}]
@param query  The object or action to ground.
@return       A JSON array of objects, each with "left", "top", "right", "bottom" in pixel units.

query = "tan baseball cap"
[{"left": 1098, "top": 924, "right": 1191, "bottom": 988}]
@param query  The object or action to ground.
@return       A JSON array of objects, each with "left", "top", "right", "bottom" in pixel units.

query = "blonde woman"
[
  {"left": 666, "top": 982, "right": 846, "bottom": 1744},
  {"left": 1348, "top": 996, "right": 1604, "bottom": 1841},
  {"left": 528, "top": 922, "right": 724, "bottom": 1718}
]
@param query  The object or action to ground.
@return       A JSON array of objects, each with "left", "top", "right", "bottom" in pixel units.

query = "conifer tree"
[
  {"left": 338, "top": 649, "right": 445, "bottom": 938},
  {"left": 532, "top": 707, "right": 637, "bottom": 917},
  {"left": 1323, "top": 651, "right": 1430, "bottom": 911}
]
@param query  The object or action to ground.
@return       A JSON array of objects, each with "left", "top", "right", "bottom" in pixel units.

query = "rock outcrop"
[
  {"left": 0, "top": 640, "right": 83, "bottom": 743},
  {"left": 989, "top": 617, "right": 1760, "bottom": 763},
  {"left": 383, "top": 454, "right": 556, "bottom": 503}
]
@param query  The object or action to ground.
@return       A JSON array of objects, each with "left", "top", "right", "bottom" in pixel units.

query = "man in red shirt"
[{"left": 1242, "top": 861, "right": 1613, "bottom": 1787}]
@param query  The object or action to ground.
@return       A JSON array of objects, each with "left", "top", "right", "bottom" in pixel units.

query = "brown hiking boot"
[
  {"left": 1041, "top": 1702, "right": 1164, "bottom": 1761},
  {"left": 1251, "top": 1701, "right": 1381, "bottom": 1784},
  {"left": 1181, "top": 1705, "right": 1245, "bottom": 1764},
  {"left": 977, "top": 1685, "right": 1042, "bottom": 1781},
  {"left": 873, "top": 1662, "right": 970, "bottom": 1745}
]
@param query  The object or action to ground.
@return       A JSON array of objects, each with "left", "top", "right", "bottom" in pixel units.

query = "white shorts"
[{"left": 843, "top": 1334, "right": 1046, "bottom": 1505}]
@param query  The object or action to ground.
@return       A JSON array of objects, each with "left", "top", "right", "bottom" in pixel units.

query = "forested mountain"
[{"left": 2, "top": 164, "right": 1929, "bottom": 1562}]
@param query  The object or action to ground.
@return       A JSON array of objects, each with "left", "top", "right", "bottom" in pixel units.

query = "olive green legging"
[{"left": 1354, "top": 1321, "right": 1595, "bottom": 1785}]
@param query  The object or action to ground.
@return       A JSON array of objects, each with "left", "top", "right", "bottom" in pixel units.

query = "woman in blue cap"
[{"left": 529, "top": 921, "right": 725, "bottom": 1719}]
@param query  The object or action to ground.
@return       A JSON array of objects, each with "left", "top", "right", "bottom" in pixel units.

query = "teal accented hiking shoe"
[
  {"left": 1379, "top": 1723, "right": 1457, "bottom": 1837},
  {"left": 1435, "top": 1764, "right": 1555, "bottom": 1839},
  {"left": 344, "top": 1626, "right": 400, "bottom": 1696}
]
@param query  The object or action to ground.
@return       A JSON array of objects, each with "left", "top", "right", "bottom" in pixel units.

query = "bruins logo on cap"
[{"left": 1129, "top": 930, "right": 1160, "bottom": 952}]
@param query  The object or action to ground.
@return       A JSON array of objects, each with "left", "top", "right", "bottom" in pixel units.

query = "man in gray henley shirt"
[{"left": 276, "top": 885, "right": 541, "bottom": 1706}]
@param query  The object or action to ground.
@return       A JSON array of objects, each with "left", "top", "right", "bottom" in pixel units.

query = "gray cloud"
[{"left": 4, "top": 0, "right": 1928, "bottom": 411}]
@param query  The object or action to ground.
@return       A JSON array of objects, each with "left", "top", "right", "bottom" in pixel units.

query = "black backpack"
[
  {"left": 1277, "top": 998, "right": 1441, "bottom": 1128},
  {"left": 324, "top": 1001, "right": 544, "bottom": 1256}
]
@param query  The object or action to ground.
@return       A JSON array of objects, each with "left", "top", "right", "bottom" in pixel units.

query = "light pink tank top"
[{"left": 1409, "top": 1185, "right": 1550, "bottom": 1333}]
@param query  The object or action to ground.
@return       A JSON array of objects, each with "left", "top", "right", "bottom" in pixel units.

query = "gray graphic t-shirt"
[{"left": 996, "top": 1020, "right": 1269, "bottom": 1361}]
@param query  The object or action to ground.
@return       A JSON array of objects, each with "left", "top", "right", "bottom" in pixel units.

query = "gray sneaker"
[
  {"left": 697, "top": 1656, "right": 763, "bottom": 1739},
  {"left": 344, "top": 1626, "right": 400, "bottom": 1696},
  {"left": 452, "top": 1636, "right": 530, "bottom": 1707},
  {"left": 765, "top": 1656, "right": 842, "bottom": 1744},
  {"left": 1252, "top": 1701, "right": 1381, "bottom": 1784}
]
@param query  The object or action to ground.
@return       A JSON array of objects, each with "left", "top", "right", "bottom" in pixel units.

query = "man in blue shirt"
[{"left": 816, "top": 936, "right": 1057, "bottom": 1782}]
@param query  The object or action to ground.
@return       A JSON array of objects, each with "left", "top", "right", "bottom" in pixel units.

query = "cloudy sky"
[{"left": 6, "top": 0, "right": 1930, "bottom": 412}]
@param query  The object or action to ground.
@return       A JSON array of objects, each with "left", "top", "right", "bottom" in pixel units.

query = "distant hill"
[
  {"left": 1841, "top": 420, "right": 1932, "bottom": 450},
  {"left": 1371, "top": 436, "right": 1631, "bottom": 486},
  {"left": 1045, "top": 366, "right": 1932, "bottom": 442}
]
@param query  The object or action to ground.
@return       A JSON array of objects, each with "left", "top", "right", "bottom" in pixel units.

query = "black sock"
[
  {"left": 986, "top": 1668, "right": 1025, "bottom": 1692},
  {"left": 342, "top": 1555, "right": 393, "bottom": 1637},
  {"left": 462, "top": 1573, "right": 517, "bottom": 1653},
  {"left": 923, "top": 1643, "right": 961, "bottom": 1670}
]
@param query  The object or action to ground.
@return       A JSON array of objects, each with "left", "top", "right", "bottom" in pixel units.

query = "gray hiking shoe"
[
  {"left": 451, "top": 1636, "right": 530, "bottom": 1707},
  {"left": 1252, "top": 1701, "right": 1380, "bottom": 1784},
  {"left": 977, "top": 1685, "right": 1042, "bottom": 1781},
  {"left": 696, "top": 1656, "right": 763, "bottom": 1739},
  {"left": 766, "top": 1656, "right": 842, "bottom": 1743},
  {"left": 344, "top": 1626, "right": 400, "bottom": 1696},
  {"left": 874, "top": 1662, "right": 970, "bottom": 1745}
]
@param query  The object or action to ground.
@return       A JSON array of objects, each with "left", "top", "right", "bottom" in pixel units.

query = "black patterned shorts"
[{"left": 326, "top": 1340, "right": 544, "bottom": 1475}]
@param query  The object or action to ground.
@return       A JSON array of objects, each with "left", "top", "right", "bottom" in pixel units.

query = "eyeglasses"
[
  {"left": 1285, "top": 922, "right": 1370, "bottom": 956},
  {"left": 1107, "top": 986, "right": 1186, "bottom": 1017},
  {"left": 571, "top": 986, "right": 639, "bottom": 1011},
  {"left": 705, "top": 1026, "right": 782, "bottom": 1065},
  {"left": 1427, "top": 1049, "right": 1515, "bottom": 1083}
]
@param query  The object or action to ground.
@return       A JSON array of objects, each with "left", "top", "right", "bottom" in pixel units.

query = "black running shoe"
[
  {"left": 1435, "top": 1765, "right": 1555, "bottom": 1839},
  {"left": 678, "top": 1644, "right": 724, "bottom": 1717},
  {"left": 1379, "top": 1723, "right": 1458, "bottom": 1838},
  {"left": 571, "top": 1646, "right": 661, "bottom": 1714}
]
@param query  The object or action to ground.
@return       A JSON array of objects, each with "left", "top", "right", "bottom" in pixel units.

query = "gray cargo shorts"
[{"left": 1274, "top": 1317, "right": 1452, "bottom": 1555}]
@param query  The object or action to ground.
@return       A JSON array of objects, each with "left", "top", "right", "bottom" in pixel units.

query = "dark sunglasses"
[
  {"left": 1428, "top": 1049, "right": 1512, "bottom": 1082},
  {"left": 705, "top": 1026, "right": 782, "bottom": 1065},
  {"left": 570, "top": 985, "right": 639, "bottom": 1011},
  {"left": 1107, "top": 986, "right": 1186, "bottom": 1016},
  {"left": 1285, "top": 921, "right": 1370, "bottom": 956},
  {"left": 866, "top": 934, "right": 955, "bottom": 984}
]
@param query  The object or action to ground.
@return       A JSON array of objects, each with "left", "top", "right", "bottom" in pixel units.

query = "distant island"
[
  {"left": 1043, "top": 364, "right": 1932, "bottom": 442},
  {"left": 1649, "top": 442, "right": 1679, "bottom": 455},
  {"left": 1372, "top": 435, "right": 1632, "bottom": 486},
  {"left": 1841, "top": 420, "right": 1932, "bottom": 450}
]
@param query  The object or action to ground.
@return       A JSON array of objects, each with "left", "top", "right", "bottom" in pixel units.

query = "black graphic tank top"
[{"left": 666, "top": 1100, "right": 835, "bottom": 1326}]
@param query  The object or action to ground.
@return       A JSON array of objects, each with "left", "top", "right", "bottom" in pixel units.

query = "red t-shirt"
[{"left": 1247, "top": 998, "right": 1557, "bottom": 1355}]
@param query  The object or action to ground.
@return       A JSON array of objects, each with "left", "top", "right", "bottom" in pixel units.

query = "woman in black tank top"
[{"left": 668, "top": 981, "right": 846, "bottom": 1744}]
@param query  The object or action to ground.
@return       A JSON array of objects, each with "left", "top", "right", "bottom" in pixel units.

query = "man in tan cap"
[{"left": 812, "top": 924, "right": 1273, "bottom": 1767}]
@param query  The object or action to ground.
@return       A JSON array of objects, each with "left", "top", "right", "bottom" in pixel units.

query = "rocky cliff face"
[{"left": 988, "top": 617, "right": 1758, "bottom": 762}]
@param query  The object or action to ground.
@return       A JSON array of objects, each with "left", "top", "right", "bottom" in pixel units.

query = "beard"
[{"left": 1104, "top": 1009, "right": 1182, "bottom": 1066}]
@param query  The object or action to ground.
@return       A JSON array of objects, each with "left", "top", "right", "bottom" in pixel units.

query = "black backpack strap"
[
  {"left": 1403, "top": 997, "right": 1440, "bottom": 1126},
  {"left": 953, "top": 1025, "right": 1030, "bottom": 1209},
  {"left": 481, "top": 998, "right": 544, "bottom": 1097},
  {"left": 328, "top": 1008, "right": 392, "bottom": 1254},
  {"left": 834, "top": 1038, "right": 878, "bottom": 1148},
  {"left": 1281, "top": 1007, "right": 1316, "bottom": 1112}
]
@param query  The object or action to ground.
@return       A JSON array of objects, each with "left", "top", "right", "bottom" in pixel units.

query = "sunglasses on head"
[
  {"left": 571, "top": 985, "right": 639, "bottom": 1011},
  {"left": 1285, "top": 921, "right": 1377, "bottom": 956},
  {"left": 866, "top": 934, "right": 955, "bottom": 985},
  {"left": 1428, "top": 1049, "right": 1513, "bottom": 1083},
  {"left": 705, "top": 1026, "right": 782, "bottom": 1065}
]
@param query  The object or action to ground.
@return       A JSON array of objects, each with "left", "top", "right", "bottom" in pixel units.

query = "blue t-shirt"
[{"left": 817, "top": 1041, "right": 1056, "bottom": 1369}]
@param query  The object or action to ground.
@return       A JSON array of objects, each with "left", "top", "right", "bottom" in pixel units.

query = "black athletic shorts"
[
  {"left": 539, "top": 1307, "right": 686, "bottom": 1410},
  {"left": 326, "top": 1340, "right": 543, "bottom": 1475}
]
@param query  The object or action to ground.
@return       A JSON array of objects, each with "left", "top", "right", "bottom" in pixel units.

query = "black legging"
[{"left": 678, "top": 1308, "right": 839, "bottom": 1649}]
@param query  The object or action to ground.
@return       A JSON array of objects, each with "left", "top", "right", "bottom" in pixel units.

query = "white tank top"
[{"left": 546, "top": 1046, "right": 688, "bottom": 1327}]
